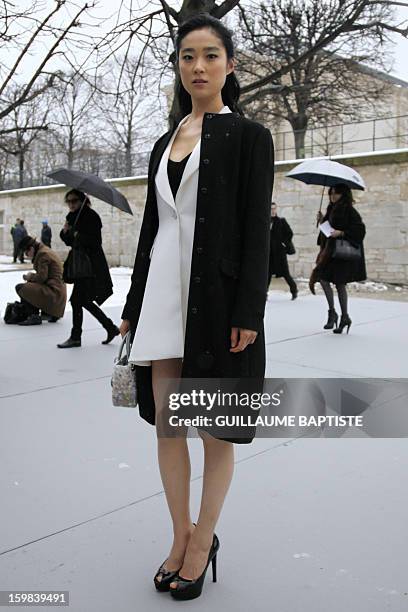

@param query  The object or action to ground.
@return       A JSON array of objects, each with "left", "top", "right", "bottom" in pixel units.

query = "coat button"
[
  {"left": 207, "top": 113, "right": 213, "bottom": 119},
  {"left": 203, "top": 158, "right": 210, "bottom": 164},
  {"left": 141, "top": 251, "right": 146, "bottom": 258},
  {"left": 196, "top": 247, "right": 203, "bottom": 254},
  {"left": 191, "top": 307, "right": 198, "bottom": 314},
  {"left": 225, "top": 132, "right": 230, "bottom": 137},
  {"left": 199, "top": 217, "right": 205, "bottom": 223},
  {"left": 193, "top": 276, "right": 201, "bottom": 283},
  {"left": 204, "top": 133, "right": 211, "bottom": 139},
  {"left": 200, "top": 187, "right": 208, "bottom": 194}
]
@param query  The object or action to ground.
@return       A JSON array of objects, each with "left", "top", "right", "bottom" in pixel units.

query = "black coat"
[
  {"left": 268, "top": 216, "right": 293, "bottom": 278},
  {"left": 122, "top": 112, "right": 274, "bottom": 443},
  {"left": 317, "top": 201, "right": 366, "bottom": 285},
  {"left": 41, "top": 225, "right": 52, "bottom": 247},
  {"left": 60, "top": 205, "right": 113, "bottom": 305}
]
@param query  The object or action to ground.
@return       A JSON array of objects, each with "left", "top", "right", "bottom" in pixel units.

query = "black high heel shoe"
[
  {"left": 323, "top": 308, "right": 338, "bottom": 330},
  {"left": 154, "top": 561, "right": 182, "bottom": 592},
  {"left": 153, "top": 523, "right": 196, "bottom": 592},
  {"left": 333, "top": 314, "right": 352, "bottom": 334},
  {"left": 169, "top": 533, "right": 220, "bottom": 601}
]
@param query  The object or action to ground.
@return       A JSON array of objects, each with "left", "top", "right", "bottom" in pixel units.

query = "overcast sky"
[
  {"left": 8, "top": 1, "right": 408, "bottom": 86},
  {"left": 392, "top": 3, "right": 408, "bottom": 81},
  {"left": 91, "top": 0, "right": 408, "bottom": 83}
]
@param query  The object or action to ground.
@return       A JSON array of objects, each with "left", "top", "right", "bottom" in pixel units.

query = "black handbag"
[
  {"left": 62, "top": 203, "right": 95, "bottom": 283},
  {"left": 63, "top": 245, "right": 94, "bottom": 283},
  {"left": 332, "top": 238, "right": 362, "bottom": 261},
  {"left": 4, "top": 301, "right": 30, "bottom": 324},
  {"left": 285, "top": 240, "right": 296, "bottom": 256}
]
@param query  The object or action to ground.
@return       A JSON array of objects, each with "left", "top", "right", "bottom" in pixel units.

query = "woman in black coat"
[
  {"left": 312, "top": 183, "right": 366, "bottom": 333},
  {"left": 120, "top": 15, "right": 274, "bottom": 600},
  {"left": 268, "top": 202, "right": 297, "bottom": 299},
  {"left": 57, "top": 189, "right": 119, "bottom": 348}
]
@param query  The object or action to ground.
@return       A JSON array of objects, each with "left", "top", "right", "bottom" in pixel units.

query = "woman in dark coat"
[
  {"left": 57, "top": 189, "right": 119, "bottom": 348},
  {"left": 311, "top": 183, "right": 366, "bottom": 333},
  {"left": 120, "top": 15, "right": 274, "bottom": 600},
  {"left": 268, "top": 201, "right": 297, "bottom": 299}
]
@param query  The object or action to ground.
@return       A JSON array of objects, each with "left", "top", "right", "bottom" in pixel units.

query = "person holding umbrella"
[
  {"left": 57, "top": 189, "right": 119, "bottom": 348},
  {"left": 313, "top": 183, "right": 366, "bottom": 333},
  {"left": 286, "top": 159, "right": 367, "bottom": 334}
]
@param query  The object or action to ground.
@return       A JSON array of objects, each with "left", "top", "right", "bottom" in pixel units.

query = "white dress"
[{"left": 129, "top": 106, "right": 232, "bottom": 366}]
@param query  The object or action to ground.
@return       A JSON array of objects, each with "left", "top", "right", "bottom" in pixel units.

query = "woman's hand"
[
  {"left": 330, "top": 229, "right": 344, "bottom": 238},
  {"left": 119, "top": 319, "right": 130, "bottom": 337},
  {"left": 62, "top": 222, "right": 70, "bottom": 233},
  {"left": 316, "top": 211, "right": 324, "bottom": 224},
  {"left": 230, "top": 327, "right": 257, "bottom": 352}
]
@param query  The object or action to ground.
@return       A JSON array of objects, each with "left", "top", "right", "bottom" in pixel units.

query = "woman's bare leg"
[
  {"left": 152, "top": 358, "right": 194, "bottom": 577},
  {"left": 170, "top": 430, "right": 234, "bottom": 584}
]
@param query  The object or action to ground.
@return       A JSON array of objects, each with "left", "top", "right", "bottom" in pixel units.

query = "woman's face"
[
  {"left": 65, "top": 193, "right": 82, "bottom": 213},
  {"left": 178, "top": 27, "right": 234, "bottom": 103},
  {"left": 329, "top": 189, "right": 342, "bottom": 204}
]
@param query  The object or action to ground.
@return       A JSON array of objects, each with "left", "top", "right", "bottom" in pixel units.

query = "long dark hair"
[
  {"left": 328, "top": 183, "right": 354, "bottom": 207},
  {"left": 174, "top": 13, "right": 243, "bottom": 118}
]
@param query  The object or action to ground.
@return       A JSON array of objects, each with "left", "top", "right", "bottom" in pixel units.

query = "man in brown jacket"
[{"left": 15, "top": 236, "right": 67, "bottom": 325}]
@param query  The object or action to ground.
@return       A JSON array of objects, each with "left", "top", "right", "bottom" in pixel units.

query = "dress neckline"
[{"left": 168, "top": 152, "right": 192, "bottom": 164}]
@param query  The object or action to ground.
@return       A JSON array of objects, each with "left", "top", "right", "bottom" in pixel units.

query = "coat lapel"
[
  {"left": 174, "top": 138, "right": 201, "bottom": 207},
  {"left": 154, "top": 106, "right": 232, "bottom": 212},
  {"left": 154, "top": 115, "right": 190, "bottom": 211}
]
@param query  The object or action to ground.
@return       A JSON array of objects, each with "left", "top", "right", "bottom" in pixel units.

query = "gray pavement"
[{"left": 0, "top": 291, "right": 407, "bottom": 612}]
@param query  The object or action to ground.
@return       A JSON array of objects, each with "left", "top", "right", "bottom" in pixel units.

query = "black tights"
[
  {"left": 320, "top": 281, "right": 348, "bottom": 316},
  {"left": 71, "top": 300, "right": 114, "bottom": 340}
]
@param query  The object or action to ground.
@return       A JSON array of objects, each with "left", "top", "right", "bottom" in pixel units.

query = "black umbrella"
[{"left": 47, "top": 167, "right": 133, "bottom": 215}]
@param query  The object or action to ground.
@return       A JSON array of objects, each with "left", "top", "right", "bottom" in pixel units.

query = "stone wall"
[{"left": 1, "top": 149, "right": 407, "bottom": 283}]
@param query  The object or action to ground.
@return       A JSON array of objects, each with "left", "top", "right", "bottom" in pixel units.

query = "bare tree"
[
  {"left": 93, "top": 1, "right": 242, "bottom": 128},
  {"left": 94, "top": 0, "right": 407, "bottom": 131},
  {"left": 0, "top": 85, "right": 52, "bottom": 187},
  {"left": 236, "top": 0, "right": 398, "bottom": 157},
  {"left": 0, "top": 0, "right": 98, "bottom": 125},
  {"left": 49, "top": 73, "right": 96, "bottom": 169},
  {"left": 0, "top": 148, "right": 11, "bottom": 189},
  {"left": 94, "top": 55, "right": 166, "bottom": 176}
]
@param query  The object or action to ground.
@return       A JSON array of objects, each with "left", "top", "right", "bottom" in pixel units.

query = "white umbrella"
[
  {"left": 286, "top": 159, "right": 366, "bottom": 224},
  {"left": 286, "top": 158, "right": 366, "bottom": 191}
]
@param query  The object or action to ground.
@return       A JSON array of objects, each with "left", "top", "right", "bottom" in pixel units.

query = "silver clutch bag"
[{"left": 111, "top": 331, "right": 137, "bottom": 407}]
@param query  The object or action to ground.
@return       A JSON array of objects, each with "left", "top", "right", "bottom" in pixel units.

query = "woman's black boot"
[
  {"left": 323, "top": 308, "right": 338, "bottom": 330},
  {"left": 101, "top": 325, "right": 120, "bottom": 345},
  {"left": 333, "top": 314, "right": 352, "bottom": 334},
  {"left": 169, "top": 533, "right": 220, "bottom": 601}
]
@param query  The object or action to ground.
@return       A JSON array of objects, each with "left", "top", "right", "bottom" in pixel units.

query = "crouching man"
[{"left": 15, "top": 236, "right": 67, "bottom": 325}]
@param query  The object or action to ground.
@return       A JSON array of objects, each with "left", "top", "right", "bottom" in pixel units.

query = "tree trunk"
[
  {"left": 67, "top": 126, "right": 74, "bottom": 169},
  {"left": 291, "top": 115, "right": 308, "bottom": 159},
  {"left": 125, "top": 126, "right": 132, "bottom": 175},
  {"left": 293, "top": 129, "right": 306, "bottom": 159},
  {"left": 19, "top": 151, "right": 25, "bottom": 188}
]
